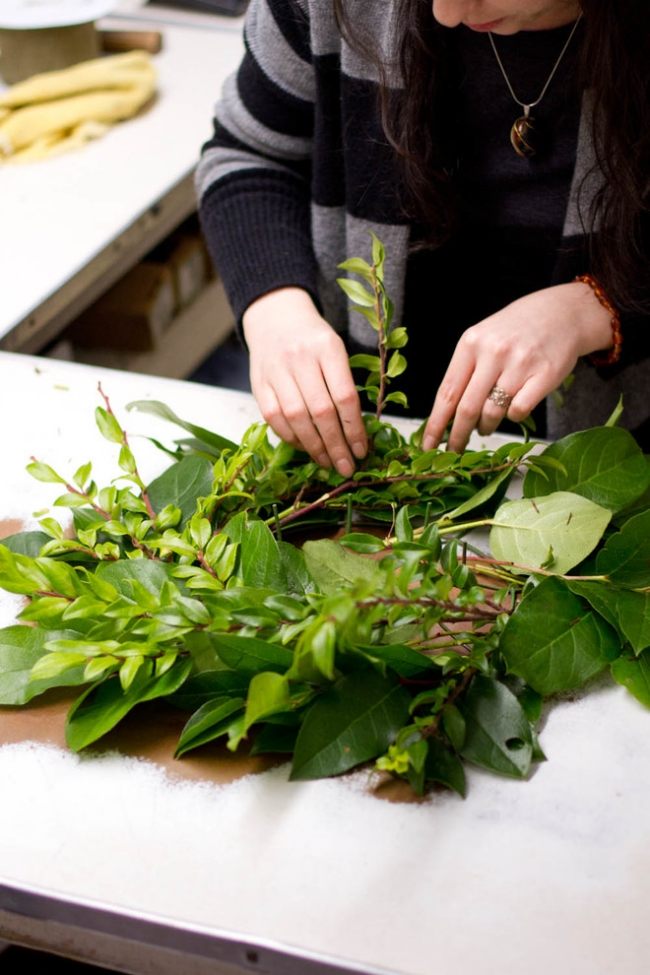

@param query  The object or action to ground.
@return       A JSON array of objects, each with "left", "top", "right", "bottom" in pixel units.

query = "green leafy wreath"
[{"left": 1, "top": 235, "right": 649, "bottom": 798}]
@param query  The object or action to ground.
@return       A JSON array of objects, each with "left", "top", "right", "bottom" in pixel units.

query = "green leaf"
[
  {"left": 338, "top": 533, "right": 385, "bottom": 554},
  {"left": 119, "top": 654, "right": 145, "bottom": 691},
  {"left": 168, "top": 670, "right": 249, "bottom": 710},
  {"left": 31, "top": 651, "right": 88, "bottom": 680},
  {"left": 239, "top": 519, "right": 286, "bottom": 590},
  {"left": 95, "top": 407, "right": 123, "bottom": 444},
  {"left": 175, "top": 696, "right": 245, "bottom": 757},
  {"left": 395, "top": 505, "right": 413, "bottom": 542},
  {"left": 444, "top": 465, "right": 513, "bottom": 522},
  {"left": 244, "top": 671, "right": 290, "bottom": 731},
  {"left": 146, "top": 455, "right": 214, "bottom": 526},
  {"left": 490, "top": 492, "right": 611, "bottom": 574},
  {"left": 0, "top": 532, "right": 50, "bottom": 557},
  {"left": 302, "top": 539, "right": 382, "bottom": 595},
  {"left": 65, "top": 659, "right": 192, "bottom": 751},
  {"left": 424, "top": 739, "right": 466, "bottom": 797},
  {"left": 568, "top": 581, "right": 650, "bottom": 655},
  {"left": 595, "top": 510, "right": 650, "bottom": 587},
  {"left": 212, "top": 634, "right": 293, "bottom": 674},
  {"left": 0, "top": 626, "right": 87, "bottom": 705},
  {"left": 523, "top": 427, "right": 650, "bottom": 513},
  {"left": 290, "top": 669, "right": 411, "bottom": 780},
  {"left": 361, "top": 643, "right": 437, "bottom": 678},
  {"left": 250, "top": 723, "right": 299, "bottom": 755},
  {"left": 95, "top": 559, "right": 173, "bottom": 600},
  {"left": 73, "top": 461, "right": 93, "bottom": 489},
  {"left": 500, "top": 577, "right": 621, "bottom": 695},
  {"left": 127, "top": 400, "right": 237, "bottom": 454},
  {"left": 611, "top": 651, "right": 650, "bottom": 708},
  {"left": 336, "top": 277, "right": 376, "bottom": 309},
  {"left": 459, "top": 676, "right": 533, "bottom": 779},
  {"left": 371, "top": 231, "right": 385, "bottom": 271},
  {"left": 348, "top": 354, "right": 381, "bottom": 372},
  {"left": 26, "top": 460, "right": 65, "bottom": 484},
  {"left": 383, "top": 391, "right": 409, "bottom": 409},
  {"left": 337, "top": 257, "right": 372, "bottom": 278},
  {"left": 441, "top": 703, "right": 466, "bottom": 751},
  {"left": 386, "top": 326, "right": 408, "bottom": 350},
  {"left": 386, "top": 352, "right": 407, "bottom": 378}
]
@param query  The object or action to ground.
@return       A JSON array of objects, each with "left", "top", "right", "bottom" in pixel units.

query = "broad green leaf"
[
  {"left": 595, "top": 510, "right": 650, "bottom": 588},
  {"left": 459, "top": 676, "right": 533, "bottom": 779},
  {"left": 361, "top": 643, "right": 437, "bottom": 678},
  {"left": 96, "top": 559, "right": 173, "bottom": 600},
  {"left": 127, "top": 400, "right": 237, "bottom": 453},
  {"left": 490, "top": 492, "right": 611, "bottom": 574},
  {"left": 0, "top": 532, "right": 50, "bottom": 557},
  {"left": 611, "top": 651, "right": 650, "bottom": 709},
  {"left": 146, "top": 455, "right": 214, "bottom": 526},
  {"left": 303, "top": 539, "right": 382, "bottom": 595},
  {"left": 212, "top": 634, "right": 293, "bottom": 674},
  {"left": 244, "top": 671, "right": 290, "bottom": 730},
  {"left": 239, "top": 519, "right": 286, "bottom": 590},
  {"left": 425, "top": 738, "right": 466, "bottom": 797},
  {"left": 175, "top": 696, "right": 245, "bottom": 757},
  {"left": 65, "top": 659, "right": 192, "bottom": 751},
  {"left": 500, "top": 577, "right": 621, "bottom": 695},
  {"left": 0, "top": 626, "right": 87, "bottom": 705},
  {"left": 568, "top": 581, "right": 650, "bottom": 655},
  {"left": 523, "top": 427, "right": 650, "bottom": 512},
  {"left": 291, "top": 669, "right": 411, "bottom": 780}
]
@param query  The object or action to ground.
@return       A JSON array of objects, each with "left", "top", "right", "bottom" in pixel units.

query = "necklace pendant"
[{"left": 510, "top": 114, "right": 538, "bottom": 158}]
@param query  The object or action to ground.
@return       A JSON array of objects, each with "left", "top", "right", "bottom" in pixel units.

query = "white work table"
[
  {"left": 0, "top": 12, "right": 244, "bottom": 353},
  {"left": 0, "top": 352, "right": 648, "bottom": 975}
]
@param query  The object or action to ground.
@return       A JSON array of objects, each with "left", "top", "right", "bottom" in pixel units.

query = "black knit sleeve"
[{"left": 195, "top": 0, "right": 319, "bottom": 323}]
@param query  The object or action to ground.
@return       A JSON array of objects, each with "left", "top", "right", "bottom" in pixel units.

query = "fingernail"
[
  {"left": 337, "top": 458, "right": 354, "bottom": 477},
  {"left": 352, "top": 441, "right": 366, "bottom": 459}
]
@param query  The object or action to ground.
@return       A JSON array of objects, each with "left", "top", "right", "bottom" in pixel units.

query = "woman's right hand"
[{"left": 242, "top": 287, "right": 368, "bottom": 476}]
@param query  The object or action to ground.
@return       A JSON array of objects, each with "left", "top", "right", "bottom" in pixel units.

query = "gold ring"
[{"left": 487, "top": 385, "right": 512, "bottom": 409}]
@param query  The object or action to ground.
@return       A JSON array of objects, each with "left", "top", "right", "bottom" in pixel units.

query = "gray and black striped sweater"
[{"left": 196, "top": 0, "right": 649, "bottom": 443}]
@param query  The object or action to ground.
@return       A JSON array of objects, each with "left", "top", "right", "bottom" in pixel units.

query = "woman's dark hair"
[{"left": 333, "top": 0, "right": 650, "bottom": 314}]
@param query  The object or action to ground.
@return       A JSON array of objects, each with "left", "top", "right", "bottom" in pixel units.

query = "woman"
[{"left": 196, "top": 0, "right": 650, "bottom": 474}]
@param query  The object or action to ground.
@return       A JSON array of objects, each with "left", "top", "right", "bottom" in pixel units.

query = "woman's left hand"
[{"left": 421, "top": 281, "right": 614, "bottom": 453}]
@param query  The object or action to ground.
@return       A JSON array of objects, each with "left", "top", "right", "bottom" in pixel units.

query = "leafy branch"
[{"left": 0, "top": 236, "right": 649, "bottom": 798}]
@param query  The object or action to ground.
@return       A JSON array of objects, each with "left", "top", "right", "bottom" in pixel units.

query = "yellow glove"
[{"left": 0, "top": 51, "right": 157, "bottom": 163}]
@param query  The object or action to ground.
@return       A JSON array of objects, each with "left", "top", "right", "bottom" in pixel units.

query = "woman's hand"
[
  {"left": 421, "top": 281, "right": 614, "bottom": 453},
  {"left": 243, "top": 287, "right": 368, "bottom": 475}
]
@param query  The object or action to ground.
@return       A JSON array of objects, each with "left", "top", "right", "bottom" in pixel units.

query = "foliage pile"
[{"left": 1, "top": 237, "right": 649, "bottom": 798}]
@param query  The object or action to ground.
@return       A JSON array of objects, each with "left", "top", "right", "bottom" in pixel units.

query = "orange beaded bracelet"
[{"left": 575, "top": 273, "right": 623, "bottom": 366}]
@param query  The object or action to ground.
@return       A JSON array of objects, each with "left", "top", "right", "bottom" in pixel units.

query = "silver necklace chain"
[{"left": 488, "top": 13, "right": 583, "bottom": 118}]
